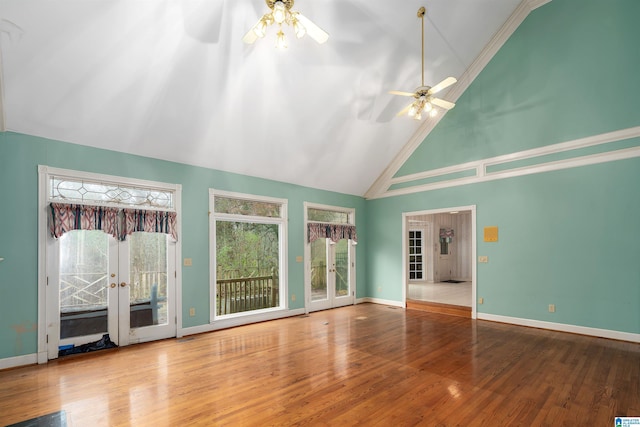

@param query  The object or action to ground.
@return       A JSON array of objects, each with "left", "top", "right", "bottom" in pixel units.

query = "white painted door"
[
  {"left": 49, "top": 231, "right": 175, "bottom": 359},
  {"left": 308, "top": 238, "right": 354, "bottom": 312}
]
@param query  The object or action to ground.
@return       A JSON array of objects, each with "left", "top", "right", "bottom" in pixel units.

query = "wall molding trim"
[
  {"left": 365, "top": 0, "right": 554, "bottom": 199},
  {"left": 180, "top": 308, "right": 306, "bottom": 337},
  {"left": 0, "top": 353, "right": 38, "bottom": 370},
  {"left": 368, "top": 126, "right": 640, "bottom": 199},
  {"left": 357, "top": 297, "right": 405, "bottom": 308},
  {"left": 478, "top": 313, "right": 640, "bottom": 343}
]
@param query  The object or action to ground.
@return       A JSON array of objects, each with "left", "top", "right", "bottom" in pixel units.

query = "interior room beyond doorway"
[{"left": 405, "top": 208, "right": 474, "bottom": 314}]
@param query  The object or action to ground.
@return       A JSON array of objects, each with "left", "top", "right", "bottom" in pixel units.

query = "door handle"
[
  {"left": 110, "top": 283, "right": 117, "bottom": 288},
  {"left": 120, "top": 282, "right": 127, "bottom": 287}
]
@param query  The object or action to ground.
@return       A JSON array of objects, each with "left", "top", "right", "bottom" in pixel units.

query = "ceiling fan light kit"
[
  {"left": 243, "top": 0, "right": 329, "bottom": 48},
  {"left": 390, "top": 6, "right": 457, "bottom": 121}
]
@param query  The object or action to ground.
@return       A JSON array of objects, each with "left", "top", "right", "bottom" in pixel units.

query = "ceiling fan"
[
  {"left": 243, "top": 0, "right": 329, "bottom": 48},
  {"left": 390, "top": 7, "right": 456, "bottom": 120}
]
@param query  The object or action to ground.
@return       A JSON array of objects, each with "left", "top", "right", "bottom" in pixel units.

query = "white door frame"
[
  {"left": 402, "top": 205, "right": 477, "bottom": 319},
  {"left": 304, "top": 202, "right": 356, "bottom": 313},
  {"left": 37, "top": 165, "right": 182, "bottom": 363}
]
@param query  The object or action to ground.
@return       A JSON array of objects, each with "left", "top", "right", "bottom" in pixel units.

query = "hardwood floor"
[{"left": 1, "top": 304, "right": 638, "bottom": 426}]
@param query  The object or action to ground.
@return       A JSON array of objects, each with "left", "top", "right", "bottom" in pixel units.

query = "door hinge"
[
  {"left": 46, "top": 334, "right": 48, "bottom": 343},
  {"left": 175, "top": 271, "right": 177, "bottom": 278},
  {"left": 46, "top": 276, "right": 49, "bottom": 285}
]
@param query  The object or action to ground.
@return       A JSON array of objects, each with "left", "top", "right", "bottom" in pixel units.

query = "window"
[
  {"left": 49, "top": 175, "right": 174, "bottom": 209},
  {"left": 408, "top": 230, "right": 424, "bottom": 280},
  {"left": 210, "top": 191, "right": 287, "bottom": 318}
]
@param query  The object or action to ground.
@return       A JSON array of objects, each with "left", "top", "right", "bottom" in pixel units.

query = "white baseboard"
[
  {"left": 180, "top": 308, "right": 306, "bottom": 337},
  {"left": 478, "top": 313, "right": 640, "bottom": 343},
  {"left": 0, "top": 353, "right": 37, "bottom": 370},
  {"left": 357, "top": 297, "right": 405, "bottom": 308}
]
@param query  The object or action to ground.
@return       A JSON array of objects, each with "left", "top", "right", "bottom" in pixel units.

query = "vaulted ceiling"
[{"left": 1, "top": 0, "right": 535, "bottom": 196}]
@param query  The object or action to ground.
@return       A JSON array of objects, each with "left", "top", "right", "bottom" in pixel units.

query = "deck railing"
[{"left": 216, "top": 274, "right": 278, "bottom": 316}]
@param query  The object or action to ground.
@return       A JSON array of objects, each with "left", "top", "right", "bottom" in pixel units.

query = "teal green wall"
[
  {"left": 397, "top": 0, "right": 640, "bottom": 176},
  {"left": 369, "top": 0, "right": 640, "bottom": 334},
  {"left": 0, "top": 132, "right": 366, "bottom": 360}
]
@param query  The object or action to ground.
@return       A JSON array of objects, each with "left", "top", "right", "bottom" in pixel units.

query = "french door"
[
  {"left": 308, "top": 237, "right": 354, "bottom": 312},
  {"left": 48, "top": 230, "right": 176, "bottom": 359}
]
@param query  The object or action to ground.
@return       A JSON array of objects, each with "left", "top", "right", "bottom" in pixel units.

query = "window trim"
[{"left": 209, "top": 189, "right": 288, "bottom": 323}]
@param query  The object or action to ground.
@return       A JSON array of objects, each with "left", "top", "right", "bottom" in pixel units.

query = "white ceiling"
[{"left": 0, "top": 0, "right": 523, "bottom": 196}]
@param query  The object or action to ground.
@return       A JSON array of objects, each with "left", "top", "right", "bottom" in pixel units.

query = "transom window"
[
  {"left": 50, "top": 175, "right": 174, "bottom": 209},
  {"left": 307, "top": 207, "right": 351, "bottom": 224}
]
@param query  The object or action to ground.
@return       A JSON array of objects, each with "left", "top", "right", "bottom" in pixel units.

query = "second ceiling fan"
[{"left": 390, "top": 7, "right": 457, "bottom": 120}]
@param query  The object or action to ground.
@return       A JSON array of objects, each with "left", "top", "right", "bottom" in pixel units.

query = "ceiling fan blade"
[
  {"left": 428, "top": 77, "right": 457, "bottom": 95},
  {"left": 396, "top": 103, "right": 413, "bottom": 117},
  {"left": 431, "top": 97, "right": 455, "bottom": 110},
  {"left": 389, "top": 90, "right": 416, "bottom": 97},
  {"left": 242, "top": 19, "right": 261, "bottom": 44},
  {"left": 295, "top": 13, "right": 329, "bottom": 44}
]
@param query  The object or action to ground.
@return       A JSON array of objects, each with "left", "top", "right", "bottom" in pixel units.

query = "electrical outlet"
[
  {"left": 184, "top": 258, "right": 193, "bottom": 266},
  {"left": 548, "top": 304, "right": 555, "bottom": 313},
  {"left": 478, "top": 297, "right": 484, "bottom": 304},
  {"left": 291, "top": 294, "right": 296, "bottom": 302},
  {"left": 189, "top": 307, "right": 195, "bottom": 316}
]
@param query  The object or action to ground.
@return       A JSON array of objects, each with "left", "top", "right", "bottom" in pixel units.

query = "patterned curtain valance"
[
  {"left": 49, "top": 203, "right": 119, "bottom": 239},
  {"left": 308, "top": 222, "right": 357, "bottom": 243},
  {"left": 120, "top": 208, "right": 178, "bottom": 241},
  {"left": 48, "top": 203, "right": 178, "bottom": 241},
  {"left": 439, "top": 228, "right": 454, "bottom": 242}
]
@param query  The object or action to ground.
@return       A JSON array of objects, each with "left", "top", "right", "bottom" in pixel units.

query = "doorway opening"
[{"left": 402, "top": 206, "right": 476, "bottom": 318}]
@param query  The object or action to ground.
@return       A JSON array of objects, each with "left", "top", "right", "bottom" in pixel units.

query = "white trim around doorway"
[{"left": 402, "top": 205, "right": 477, "bottom": 319}]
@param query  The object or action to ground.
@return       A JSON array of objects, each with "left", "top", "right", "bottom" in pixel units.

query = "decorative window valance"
[
  {"left": 439, "top": 228, "right": 454, "bottom": 243},
  {"left": 48, "top": 203, "right": 178, "bottom": 241},
  {"left": 49, "top": 203, "right": 119, "bottom": 239},
  {"left": 308, "top": 222, "right": 357, "bottom": 243},
  {"left": 120, "top": 208, "right": 177, "bottom": 241}
]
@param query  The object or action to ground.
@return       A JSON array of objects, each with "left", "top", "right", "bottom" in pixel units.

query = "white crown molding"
[
  {"left": 478, "top": 313, "right": 640, "bottom": 343},
  {"left": 365, "top": 0, "right": 553, "bottom": 199},
  {"left": 370, "top": 126, "right": 640, "bottom": 199}
]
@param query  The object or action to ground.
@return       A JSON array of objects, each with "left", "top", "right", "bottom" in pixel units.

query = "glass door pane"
[
  {"left": 334, "top": 239, "right": 349, "bottom": 298},
  {"left": 59, "top": 230, "right": 110, "bottom": 340},
  {"left": 310, "top": 238, "right": 328, "bottom": 301},
  {"left": 128, "top": 233, "right": 168, "bottom": 329}
]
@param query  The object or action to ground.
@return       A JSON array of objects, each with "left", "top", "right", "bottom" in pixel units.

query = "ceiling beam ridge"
[{"left": 364, "top": 0, "right": 553, "bottom": 199}]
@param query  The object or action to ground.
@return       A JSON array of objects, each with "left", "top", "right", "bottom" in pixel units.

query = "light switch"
[
  {"left": 478, "top": 256, "right": 488, "bottom": 263},
  {"left": 184, "top": 258, "right": 193, "bottom": 266}
]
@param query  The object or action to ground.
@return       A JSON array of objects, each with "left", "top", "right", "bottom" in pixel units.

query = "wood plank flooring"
[
  {"left": 407, "top": 299, "right": 471, "bottom": 318},
  {"left": 1, "top": 303, "right": 638, "bottom": 426}
]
